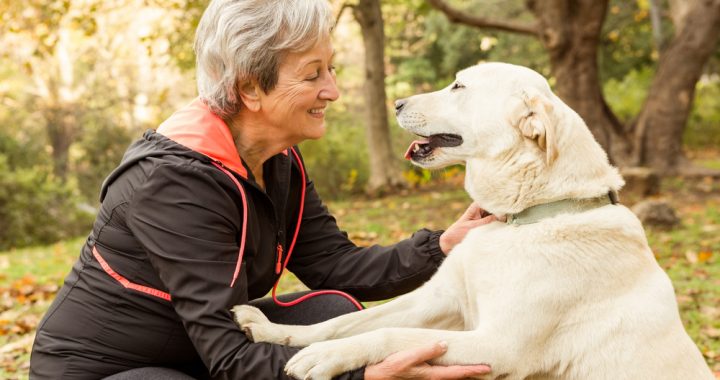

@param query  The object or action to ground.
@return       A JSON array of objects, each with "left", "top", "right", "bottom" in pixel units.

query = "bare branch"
[
  {"left": 426, "top": 0, "right": 540, "bottom": 37},
  {"left": 333, "top": 3, "right": 354, "bottom": 32}
]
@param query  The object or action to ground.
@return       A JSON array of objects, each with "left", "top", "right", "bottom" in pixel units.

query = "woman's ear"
[{"left": 238, "top": 81, "right": 262, "bottom": 112}]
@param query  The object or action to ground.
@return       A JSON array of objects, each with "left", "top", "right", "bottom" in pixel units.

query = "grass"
[{"left": 1, "top": 177, "right": 719, "bottom": 379}]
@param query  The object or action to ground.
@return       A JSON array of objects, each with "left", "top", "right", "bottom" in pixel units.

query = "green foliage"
[
  {"left": 300, "top": 108, "right": 369, "bottom": 199},
  {"left": 599, "top": 0, "right": 661, "bottom": 82},
  {"left": 385, "top": 2, "right": 494, "bottom": 94},
  {"left": 0, "top": 156, "right": 93, "bottom": 250},
  {"left": 685, "top": 77, "right": 720, "bottom": 149},
  {"left": 72, "top": 115, "right": 134, "bottom": 202},
  {"left": 604, "top": 67, "right": 720, "bottom": 148},
  {"left": 603, "top": 66, "right": 654, "bottom": 122},
  {"left": 385, "top": 0, "right": 548, "bottom": 97},
  {"left": 146, "top": 0, "right": 209, "bottom": 70}
]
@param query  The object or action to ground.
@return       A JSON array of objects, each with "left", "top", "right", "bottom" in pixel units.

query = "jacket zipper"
[
  {"left": 213, "top": 159, "right": 287, "bottom": 278},
  {"left": 276, "top": 243, "right": 283, "bottom": 274}
]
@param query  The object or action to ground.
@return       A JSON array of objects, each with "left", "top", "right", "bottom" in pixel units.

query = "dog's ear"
[{"left": 517, "top": 88, "right": 558, "bottom": 165}]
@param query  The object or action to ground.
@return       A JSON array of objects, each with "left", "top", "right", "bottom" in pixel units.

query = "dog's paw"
[
  {"left": 232, "top": 305, "right": 289, "bottom": 344},
  {"left": 285, "top": 340, "right": 368, "bottom": 380}
]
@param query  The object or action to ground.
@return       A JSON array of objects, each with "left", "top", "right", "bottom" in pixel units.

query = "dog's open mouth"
[{"left": 404, "top": 134, "right": 463, "bottom": 160}]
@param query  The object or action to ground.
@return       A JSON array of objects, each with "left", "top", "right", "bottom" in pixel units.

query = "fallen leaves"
[
  {"left": 699, "top": 250, "right": 714, "bottom": 262},
  {"left": 0, "top": 275, "right": 59, "bottom": 376},
  {"left": 0, "top": 275, "right": 58, "bottom": 316}
]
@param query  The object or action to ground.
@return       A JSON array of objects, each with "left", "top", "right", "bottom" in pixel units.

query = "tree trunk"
[
  {"left": 526, "top": 0, "right": 629, "bottom": 163},
  {"left": 45, "top": 104, "right": 77, "bottom": 180},
  {"left": 632, "top": 0, "right": 720, "bottom": 174},
  {"left": 352, "top": 0, "right": 405, "bottom": 195}
]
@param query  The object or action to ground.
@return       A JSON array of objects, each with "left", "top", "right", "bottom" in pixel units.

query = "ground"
[{"left": 1, "top": 169, "right": 719, "bottom": 379}]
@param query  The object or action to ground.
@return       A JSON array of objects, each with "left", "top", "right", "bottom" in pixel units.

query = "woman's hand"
[
  {"left": 364, "top": 341, "right": 491, "bottom": 380},
  {"left": 439, "top": 203, "right": 498, "bottom": 255}
]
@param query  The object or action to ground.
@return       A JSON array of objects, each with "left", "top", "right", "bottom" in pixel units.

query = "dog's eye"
[{"left": 451, "top": 82, "right": 465, "bottom": 91}]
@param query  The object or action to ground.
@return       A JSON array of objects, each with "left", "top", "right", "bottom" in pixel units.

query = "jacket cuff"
[{"left": 424, "top": 229, "right": 446, "bottom": 266}]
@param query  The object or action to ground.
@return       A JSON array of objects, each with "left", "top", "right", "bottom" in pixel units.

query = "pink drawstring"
[
  {"left": 271, "top": 148, "right": 363, "bottom": 310},
  {"left": 211, "top": 161, "right": 248, "bottom": 288},
  {"left": 215, "top": 148, "right": 363, "bottom": 311}
]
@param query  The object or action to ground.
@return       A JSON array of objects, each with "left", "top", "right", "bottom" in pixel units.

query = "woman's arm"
[
  {"left": 127, "top": 163, "right": 363, "bottom": 380},
  {"left": 286, "top": 175, "right": 446, "bottom": 302}
]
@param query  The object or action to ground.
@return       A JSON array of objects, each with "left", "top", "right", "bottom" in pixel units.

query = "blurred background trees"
[
  {"left": 1, "top": 0, "right": 719, "bottom": 249},
  {"left": 428, "top": 0, "right": 720, "bottom": 174}
]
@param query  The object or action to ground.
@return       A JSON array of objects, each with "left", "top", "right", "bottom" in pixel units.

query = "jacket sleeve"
[
  {"left": 126, "top": 163, "right": 363, "bottom": 380},
  {"left": 287, "top": 174, "right": 446, "bottom": 302}
]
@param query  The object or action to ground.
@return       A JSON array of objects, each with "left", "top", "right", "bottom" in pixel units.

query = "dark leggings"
[{"left": 103, "top": 291, "right": 361, "bottom": 380}]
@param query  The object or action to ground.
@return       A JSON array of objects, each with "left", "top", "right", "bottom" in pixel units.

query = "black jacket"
[{"left": 30, "top": 99, "right": 445, "bottom": 379}]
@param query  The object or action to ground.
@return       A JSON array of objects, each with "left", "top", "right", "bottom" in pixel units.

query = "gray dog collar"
[{"left": 506, "top": 191, "right": 619, "bottom": 226}]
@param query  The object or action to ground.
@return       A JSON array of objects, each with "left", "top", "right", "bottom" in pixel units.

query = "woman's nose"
[{"left": 320, "top": 75, "right": 340, "bottom": 101}]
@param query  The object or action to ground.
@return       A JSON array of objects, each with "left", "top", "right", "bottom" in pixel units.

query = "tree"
[
  {"left": 632, "top": 0, "right": 720, "bottom": 171},
  {"left": 0, "top": 0, "right": 196, "bottom": 185},
  {"left": 350, "top": 0, "right": 405, "bottom": 194},
  {"left": 427, "top": 0, "right": 720, "bottom": 175},
  {"left": 1, "top": 0, "right": 82, "bottom": 180}
]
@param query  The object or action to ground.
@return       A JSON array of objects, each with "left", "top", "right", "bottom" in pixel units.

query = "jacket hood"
[
  {"left": 100, "top": 98, "right": 250, "bottom": 201},
  {"left": 156, "top": 98, "right": 248, "bottom": 178}
]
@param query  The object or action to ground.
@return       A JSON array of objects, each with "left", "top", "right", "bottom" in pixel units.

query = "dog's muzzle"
[{"left": 405, "top": 134, "right": 464, "bottom": 160}]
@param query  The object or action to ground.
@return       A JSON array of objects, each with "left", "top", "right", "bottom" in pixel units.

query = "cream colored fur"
[{"left": 233, "top": 63, "right": 713, "bottom": 380}]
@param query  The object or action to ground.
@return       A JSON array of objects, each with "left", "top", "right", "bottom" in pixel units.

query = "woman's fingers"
[{"left": 428, "top": 364, "right": 493, "bottom": 379}]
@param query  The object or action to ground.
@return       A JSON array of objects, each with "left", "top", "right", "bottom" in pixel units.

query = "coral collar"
[{"left": 157, "top": 98, "right": 248, "bottom": 178}]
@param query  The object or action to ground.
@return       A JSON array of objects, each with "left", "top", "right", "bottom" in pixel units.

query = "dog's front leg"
[
  {"left": 233, "top": 272, "right": 464, "bottom": 347},
  {"left": 285, "top": 328, "right": 494, "bottom": 380}
]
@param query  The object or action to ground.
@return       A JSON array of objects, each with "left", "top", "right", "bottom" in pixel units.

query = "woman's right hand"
[{"left": 364, "top": 341, "right": 492, "bottom": 379}]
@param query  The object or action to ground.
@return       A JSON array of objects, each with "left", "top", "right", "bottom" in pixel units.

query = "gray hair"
[{"left": 194, "top": 0, "right": 334, "bottom": 119}]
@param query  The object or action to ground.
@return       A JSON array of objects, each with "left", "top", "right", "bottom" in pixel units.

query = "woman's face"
[{"left": 257, "top": 38, "right": 339, "bottom": 142}]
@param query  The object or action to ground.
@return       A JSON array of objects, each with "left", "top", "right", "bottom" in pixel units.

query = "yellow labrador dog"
[{"left": 233, "top": 63, "right": 713, "bottom": 380}]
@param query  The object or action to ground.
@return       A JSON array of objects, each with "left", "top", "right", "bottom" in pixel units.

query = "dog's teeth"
[{"left": 413, "top": 144, "right": 420, "bottom": 152}]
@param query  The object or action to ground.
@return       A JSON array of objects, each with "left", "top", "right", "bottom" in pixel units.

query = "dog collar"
[{"left": 506, "top": 191, "right": 619, "bottom": 225}]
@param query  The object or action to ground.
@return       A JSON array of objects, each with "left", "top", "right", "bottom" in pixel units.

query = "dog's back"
[{"left": 450, "top": 201, "right": 713, "bottom": 379}]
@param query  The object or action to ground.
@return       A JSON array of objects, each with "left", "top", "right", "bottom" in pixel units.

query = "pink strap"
[
  {"left": 211, "top": 161, "right": 248, "bottom": 288},
  {"left": 92, "top": 245, "right": 172, "bottom": 301},
  {"left": 213, "top": 149, "right": 362, "bottom": 310},
  {"left": 271, "top": 148, "right": 363, "bottom": 311}
]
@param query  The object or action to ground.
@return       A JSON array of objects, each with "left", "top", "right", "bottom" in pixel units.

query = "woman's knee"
[{"left": 249, "top": 290, "right": 362, "bottom": 325}]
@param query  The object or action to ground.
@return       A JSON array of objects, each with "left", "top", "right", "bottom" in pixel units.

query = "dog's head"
[
  {"left": 395, "top": 62, "right": 623, "bottom": 214},
  {"left": 396, "top": 62, "right": 559, "bottom": 169}
]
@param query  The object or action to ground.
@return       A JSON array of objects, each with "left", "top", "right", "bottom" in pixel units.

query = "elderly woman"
[{"left": 30, "top": 1, "right": 494, "bottom": 379}]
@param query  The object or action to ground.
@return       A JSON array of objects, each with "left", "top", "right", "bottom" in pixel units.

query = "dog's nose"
[{"left": 394, "top": 99, "right": 407, "bottom": 115}]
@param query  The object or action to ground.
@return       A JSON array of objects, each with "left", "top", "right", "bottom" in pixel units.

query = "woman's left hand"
[
  {"left": 364, "top": 341, "right": 492, "bottom": 380},
  {"left": 439, "top": 203, "right": 498, "bottom": 255}
]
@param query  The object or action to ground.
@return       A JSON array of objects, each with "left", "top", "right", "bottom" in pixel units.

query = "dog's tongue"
[{"left": 405, "top": 138, "right": 430, "bottom": 160}]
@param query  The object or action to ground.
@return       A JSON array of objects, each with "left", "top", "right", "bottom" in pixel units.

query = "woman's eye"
[
  {"left": 451, "top": 82, "right": 465, "bottom": 90},
  {"left": 307, "top": 70, "right": 320, "bottom": 81},
  {"left": 306, "top": 65, "right": 336, "bottom": 81}
]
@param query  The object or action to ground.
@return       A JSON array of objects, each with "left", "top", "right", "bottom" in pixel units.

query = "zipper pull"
[{"left": 276, "top": 243, "right": 283, "bottom": 274}]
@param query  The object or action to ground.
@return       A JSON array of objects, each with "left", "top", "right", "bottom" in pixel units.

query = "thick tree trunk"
[
  {"left": 353, "top": 0, "right": 405, "bottom": 195},
  {"left": 526, "top": 0, "right": 629, "bottom": 163},
  {"left": 632, "top": 0, "right": 720, "bottom": 174}
]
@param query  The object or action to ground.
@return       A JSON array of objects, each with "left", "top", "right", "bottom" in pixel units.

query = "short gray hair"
[{"left": 194, "top": 0, "right": 334, "bottom": 119}]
